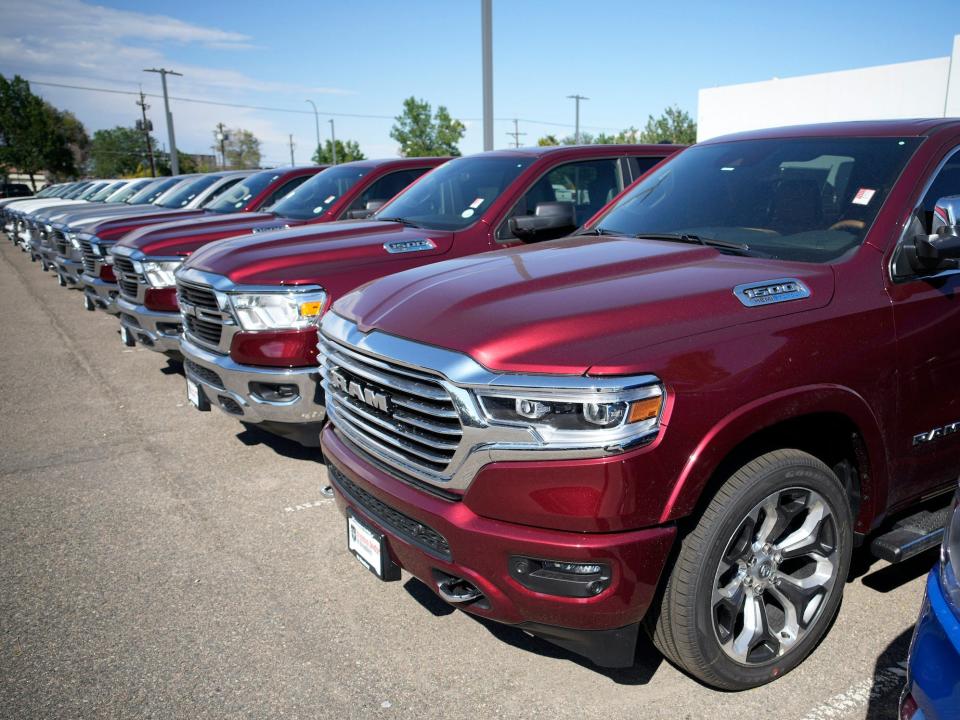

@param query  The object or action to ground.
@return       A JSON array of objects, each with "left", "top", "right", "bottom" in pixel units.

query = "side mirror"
[
  {"left": 906, "top": 196, "right": 960, "bottom": 273},
  {"left": 345, "top": 199, "right": 387, "bottom": 220},
  {"left": 509, "top": 201, "right": 576, "bottom": 243}
]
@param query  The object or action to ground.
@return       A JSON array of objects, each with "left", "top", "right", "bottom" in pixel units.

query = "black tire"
[{"left": 652, "top": 449, "right": 853, "bottom": 690}]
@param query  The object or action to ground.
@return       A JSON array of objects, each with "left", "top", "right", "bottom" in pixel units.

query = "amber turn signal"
[
  {"left": 628, "top": 395, "right": 662, "bottom": 423},
  {"left": 299, "top": 300, "right": 324, "bottom": 317}
]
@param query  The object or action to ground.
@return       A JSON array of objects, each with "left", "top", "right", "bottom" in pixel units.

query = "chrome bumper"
[
  {"left": 116, "top": 297, "right": 183, "bottom": 354},
  {"left": 180, "top": 336, "right": 326, "bottom": 426},
  {"left": 80, "top": 273, "right": 119, "bottom": 315},
  {"left": 53, "top": 256, "right": 83, "bottom": 285}
]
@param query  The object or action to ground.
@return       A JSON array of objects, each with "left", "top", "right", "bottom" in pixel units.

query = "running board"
[{"left": 870, "top": 505, "right": 950, "bottom": 563}]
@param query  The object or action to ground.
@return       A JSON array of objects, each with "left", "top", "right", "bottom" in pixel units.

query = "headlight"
[
  {"left": 67, "top": 232, "right": 80, "bottom": 250},
  {"left": 940, "top": 490, "right": 960, "bottom": 605},
  {"left": 140, "top": 260, "right": 183, "bottom": 288},
  {"left": 476, "top": 383, "right": 663, "bottom": 449},
  {"left": 228, "top": 290, "right": 327, "bottom": 331}
]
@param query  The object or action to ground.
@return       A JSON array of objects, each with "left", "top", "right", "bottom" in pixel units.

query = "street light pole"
[
  {"left": 144, "top": 68, "right": 183, "bottom": 174},
  {"left": 289, "top": 134, "right": 295, "bottom": 165},
  {"left": 481, "top": 0, "right": 493, "bottom": 151},
  {"left": 305, "top": 100, "right": 321, "bottom": 164},
  {"left": 567, "top": 94, "right": 589, "bottom": 144},
  {"left": 328, "top": 119, "right": 337, "bottom": 165}
]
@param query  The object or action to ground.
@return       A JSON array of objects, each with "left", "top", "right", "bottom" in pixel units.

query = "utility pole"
[
  {"left": 481, "top": 0, "right": 493, "bottom": 151},
  {"left": 288, "top": 134, "right": 295, "bottom": 165},
  {"left": 328, "top": 119, "right": 337, "bottom": 165},
  {"left": 506, "top": 118, "right": 526, "bottom": 148},
  {"left": 215, "top": 123, "right": 229, "bottom": 169},
  {"left": 566, "top": 94, "right": 589, "bottom": 144},
  {"left": 305, "top": 100, "right": 321, "bottom": 163},
  {"left": 135, "top": 88, "right": 156, "bottom": 177},
  {"left": 144, "top": 68, "right": 183, "bottom": 174}
]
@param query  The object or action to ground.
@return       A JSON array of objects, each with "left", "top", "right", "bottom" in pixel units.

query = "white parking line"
[
  {"left": 798, "top": 661, "right": 908, "bottom": 720},
  {"left": 284, "top": 499, "right": 333, "bottom": 513}
]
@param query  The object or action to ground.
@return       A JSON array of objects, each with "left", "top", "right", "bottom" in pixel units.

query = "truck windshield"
[
  {"left": 156, "top": 175, "right": 222, "bottom": 208},
  {"left": 88, "top": 182, "right": 127, "bottom": 202},
  {"left": 128, "top": 177, "right": 181, "bottom": 205},
  {"left": 271, "top": 166, "right": 367, "bottom": 220},
  {"left": 592, "top": 137, "right": 921, "bottom": 263},
  {"left": 206, "top": 170, "right": 281, "bottom": 213},
  {"left": 107, "top": 180, "right": 151, "bottom": 203},
  {"left": 374, "top": 155, "right": 535, "bottom": 230}
]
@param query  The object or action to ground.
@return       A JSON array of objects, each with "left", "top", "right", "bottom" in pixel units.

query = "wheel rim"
[{"left": 711, "top": 486, "right": 839, "bottom": 666}]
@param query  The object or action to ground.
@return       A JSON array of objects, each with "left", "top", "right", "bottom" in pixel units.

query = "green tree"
[
  {"left": 536, "top": 134, "right": 560, "bottom": 146},
  {"left": 390, "top": 97, "right": 465, "bottom": 157},
  {"left": 638, "top": 106, "right": 697, "bottom": 145},
  {"left": 222, "top": 128, "right": 261, "bottom": 169},
  {"left": 90, "top": 126, "right": 154, "bottom": 177},
  {"left": 312, "top": 138, "right": 366, "bottom": 164},
  {"left": 0, "top": 74, "right": 88, "bottom": 188}
]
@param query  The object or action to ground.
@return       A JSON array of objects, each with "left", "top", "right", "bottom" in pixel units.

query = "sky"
[{"left": 2, "top": 0, "right": 958, "bottom": 167}]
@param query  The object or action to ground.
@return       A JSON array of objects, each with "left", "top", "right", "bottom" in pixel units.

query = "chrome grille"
[
  {"left": 319, "top": 333, "right": 463, "bottom": 475},
  {"left": 113, "top": 256, "right": 140, "bottom": 299},
  {"left": 177, "top": 280, "right": 226, "bottom": 350},
  {"left": 79, "top": 240, "right": 97, "bottom": 274},
  {"left": 53, "top": 230, "right": 69, "bottom": 255}
]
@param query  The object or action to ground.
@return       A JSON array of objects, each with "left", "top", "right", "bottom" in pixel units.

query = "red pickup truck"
[
  {"left": 110, "top": 158, "right": 447, "bottom": 355},
  {"left": 79, "top": 167, "right": 324, "bottom": 314},
  {"left": 175, "top": 145, "right": 681, "bottom": 446},
  {"left": 317, "top": 119, "right": 960, "bottom": 690}
]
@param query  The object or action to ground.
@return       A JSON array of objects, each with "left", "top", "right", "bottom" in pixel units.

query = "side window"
[
  {"left": 347, "top": 168, "right": 428, "bottom": 212},
  {"left": 627, "top": 156, "right": 663, "bottom": 183},
  {"left": 497, "top": 158, "right": 623, "bottom": 241},
  {"left": 264, "top": 175, "right": 311, "bottom": 208},
  {"left": 892, "top": 147, "right": 960, "bottom": 279},
  {"left": 203, "top": 178, "right": 241, "bottom": 204}
]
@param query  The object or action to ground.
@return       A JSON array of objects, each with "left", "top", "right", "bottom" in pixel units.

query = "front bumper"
[
  {"left": 116, "top": 297, "right": 183, "bottom": 354},
  {"left": 53, "top": 255, "right": 83, "bottom": 286},
  {"left": 180, "top": 335, "right": 325, "bottom": 430},
  {"left": 902, "top": 570, "right": 960, "bottom": 719},
  {"left": 80, "top": 273, "right": 119, "bottom": 315},
  {"left": 321, "top": 424, "right": 677, "bottom": 667}
]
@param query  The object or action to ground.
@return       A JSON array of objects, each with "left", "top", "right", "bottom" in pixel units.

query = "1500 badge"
[{"left": 913, "top": 421, "right": 960, "bottom": 446}]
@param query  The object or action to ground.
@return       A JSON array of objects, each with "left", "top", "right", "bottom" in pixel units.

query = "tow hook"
[{"left": 435, "top": 575, "right": 484, "bottom": 604}]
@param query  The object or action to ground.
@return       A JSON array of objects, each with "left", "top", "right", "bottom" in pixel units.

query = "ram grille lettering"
[{"left": 328, "top": 368, "right": 390, "bottom": 412}]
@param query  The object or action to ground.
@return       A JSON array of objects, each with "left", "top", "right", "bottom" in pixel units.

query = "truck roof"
[
  {"left": 702, "top": 117, "right": 960, "bottom": 144},
  {"left": 475, "top": 144, "right": 686, "bottom": 159}
]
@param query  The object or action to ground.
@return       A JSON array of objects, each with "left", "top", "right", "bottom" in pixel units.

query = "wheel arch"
[{"left": 660, "top": 384, "right": 890, "bottom": 533}]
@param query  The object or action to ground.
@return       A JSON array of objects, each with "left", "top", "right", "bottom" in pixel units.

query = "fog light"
[{"left": 509, "top": 556, "right": 611, "bottom": 598}]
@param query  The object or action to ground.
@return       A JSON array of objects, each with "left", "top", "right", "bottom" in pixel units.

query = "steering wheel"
[{"left": 828, "top": 219, "right": 866, "bottom": 232}]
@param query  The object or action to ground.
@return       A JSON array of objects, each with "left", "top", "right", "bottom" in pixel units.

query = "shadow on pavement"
[
  {"left": 865, "top": 626, "right": 915, "bottom": 720},
  {"left": 862, "top": 548, "right": 938, "bottom": 593},
  {"left": 235, "top": 422, "right": 324, "bottom": 462},
  {"left": 161, "top": 358, "right": 184, "bottom": 375},
  {"left": 402, "top": 577, "right": 662, "bottom": 685}
]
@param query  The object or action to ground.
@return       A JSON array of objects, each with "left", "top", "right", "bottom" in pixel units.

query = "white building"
[{"left": 697, "top": 34, "right": 960, "bottom": 141}]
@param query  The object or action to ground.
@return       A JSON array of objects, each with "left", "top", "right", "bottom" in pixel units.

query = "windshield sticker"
[
  {"left": 470, "top": 197, "right": 485, "bottom": 209},
  {"left": 324, "top": 195, "right": 336, "bottom": 204},
  {"left": 461, "top": 208, "right": 475, "bottom": 219},
  {"left": 312, "top": 206, "right": 325, "bottom": 214},
  {"left": 852, "top": 188, "right": 876, "bottom": 206}
]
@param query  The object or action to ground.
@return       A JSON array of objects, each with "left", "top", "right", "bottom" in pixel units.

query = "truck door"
[{"left": 888, "top": 144, "right": 960, "bottom": 505}]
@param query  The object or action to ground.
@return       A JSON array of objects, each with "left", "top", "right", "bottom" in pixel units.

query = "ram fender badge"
[
  {"left": 384, "top": 238, "right": 437, "bottom": 254},
  {"left": 733, "top": 278, "right": 811, "bottom": 307}
]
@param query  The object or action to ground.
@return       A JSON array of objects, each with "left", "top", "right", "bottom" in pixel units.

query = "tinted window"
[
  {"left": 77, "top": 183, "right": 108, "bottom": 200},
  {"left": 271, "top": 165, "right": 368, "bottom": 220},
  {"left": 498, "top": 158, "right": 622, "bottom": 240},
  {"left": 375, "top": 155, "right": 535, "bottom": 231},
  {"left": 347, "top": 169, "right": 429, "bottom": 213},
  {"left": 88, "top": 181, "right": 127, "bottom": 202},
  {"left": 919, "top": 149, "right": 960, "bottom": 231},
  {"left": 127, "top": 177, "right": 181, "bottom": 205},
  {"left": 157, "top": 175, "right": 221, "bottom": 208},
  {"left": 593, "top": 137, "right": 920, "bottom": 264},
  {"left": 262, "top": 175, "right": 311, "bottom": 209},
  {"left": 206, "top": 171, "right": 284, "bottom": 213},
  {"left": 107, "top": 180, "right": 151, "bottom": 203}
]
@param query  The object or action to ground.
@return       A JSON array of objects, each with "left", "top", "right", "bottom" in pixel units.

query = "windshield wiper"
[
  {"left": 634, "top": 232, "right": 752, "bottom": 255},
  {"left": 378, "top": 216, "right": 422, "bottom": 229},
  {"left": 576, "top": 226, "right": 620, "bottom": 237}
]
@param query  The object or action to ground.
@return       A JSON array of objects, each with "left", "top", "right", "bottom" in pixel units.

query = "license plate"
[
  {"left": 347, "top": 513, "right": 400, "bottom": 580},
  {"left": 186, "top": 378, "right": 200, "bottom": 407},
  {"left": 119, "top": 325, "right": 134, "bottom": 346}
]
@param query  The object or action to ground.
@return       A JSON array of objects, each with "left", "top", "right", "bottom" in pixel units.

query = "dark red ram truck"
[
  {"left": 317, "top": 119, "right": 960, "bottom": 690},
  {"left": 109, "top": 158, "right": 447, "bottom": 353},
  {"left": 175, "top": 145, "right": 681, "bottom": 446},
  {"left": 78, "top": 167, "right": 324, "bottom": 314}
]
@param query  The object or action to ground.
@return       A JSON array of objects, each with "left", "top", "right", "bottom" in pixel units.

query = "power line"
[
  {"left": 506, "top": 118, "right": 526, "bottom": 148},
  {"left": 27, "top": 79, "right": 623, "bottom": 132}
]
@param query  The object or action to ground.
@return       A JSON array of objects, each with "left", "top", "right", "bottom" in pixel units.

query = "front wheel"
[{"left": 652, "top": 449, "right": 853, "bottom": 690}]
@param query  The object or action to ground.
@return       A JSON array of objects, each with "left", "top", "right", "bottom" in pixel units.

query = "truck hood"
[
  {"left": 114, "top": 211, "right": 279, "bottom": 256},
  {"left": 184, "top": 220, "right": 454, "bottom": 285},
  {"left": 335, "top": 235, "right": 837, "bottom": 374},
  {"left": 55, "top": 203, "right": 168, "bottom": 228},
  {"left": 88, "top": 208, "right": 212, "bottom": 242}
]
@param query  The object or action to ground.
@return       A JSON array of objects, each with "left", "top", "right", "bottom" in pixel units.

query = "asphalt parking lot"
[{"left": 0, "top": 235, "right": 935, "bottom": 720}]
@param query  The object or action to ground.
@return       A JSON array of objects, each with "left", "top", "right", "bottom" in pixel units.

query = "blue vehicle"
[{"left": 901, "top": 490, "right": 960, "bottom": 719}]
